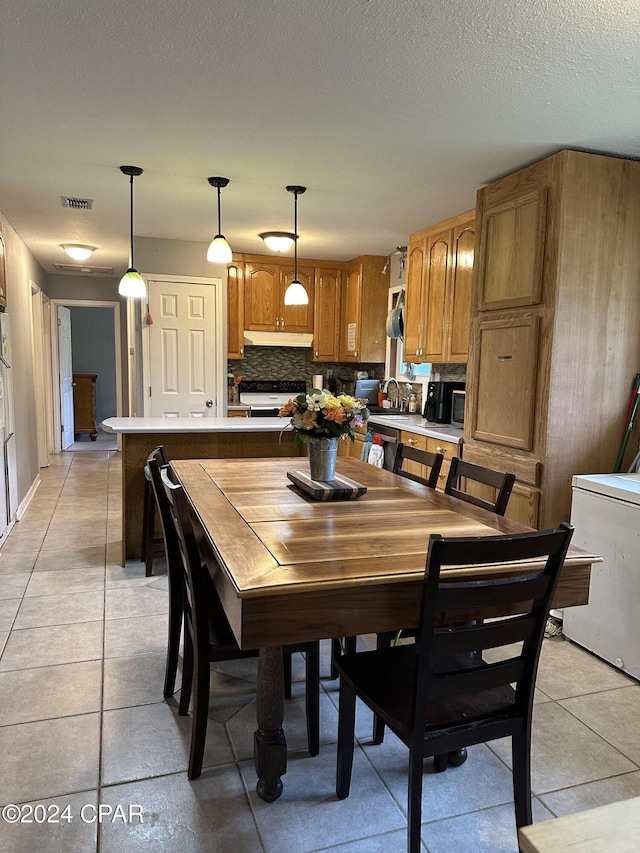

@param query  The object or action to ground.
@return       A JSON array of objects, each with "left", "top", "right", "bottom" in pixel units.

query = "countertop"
[
  {"left": 102, "top": 417, "right": 292, "bottom": 434},
  {"left": 367, "top": 413, "right": 464, "bottom": 444}
]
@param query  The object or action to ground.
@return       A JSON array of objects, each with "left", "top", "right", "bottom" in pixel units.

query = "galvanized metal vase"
[{"left": 308, "top": 437, "right": 339, "bottom": 481}]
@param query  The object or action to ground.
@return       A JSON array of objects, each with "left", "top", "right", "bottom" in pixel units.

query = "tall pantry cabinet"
[{"left": 464, "top": 150, "right": 640, "bottom": 529}]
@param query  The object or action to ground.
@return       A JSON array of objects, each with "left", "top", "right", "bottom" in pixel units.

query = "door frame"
[
  {"left": 50, "top": 299, "right": 123, "bottom": 452},
  {"left": 29, "top": 282, "right": 52, "bottom": 466},
  {"left": 140, "top": 273, "right": 226, "bottom": 417}
]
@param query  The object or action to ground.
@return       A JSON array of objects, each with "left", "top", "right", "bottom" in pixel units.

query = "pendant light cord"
[
  {"left": 217, "top": 185, "right": 222, "bottom": 235},
  {"left": 293, "top": 190, "right": 298, "bottom": 279},
  {"left": 129, "top": 174, "right": 135, "bottom": 269}
]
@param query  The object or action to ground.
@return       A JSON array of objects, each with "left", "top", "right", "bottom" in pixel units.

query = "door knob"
[{"left": 206, "top": 400, "right": 213, "bottom": 407}]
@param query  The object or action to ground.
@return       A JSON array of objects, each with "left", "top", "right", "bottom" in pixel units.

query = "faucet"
[{"left": 382, "top": 377, "right": 400, "bottom": 408}]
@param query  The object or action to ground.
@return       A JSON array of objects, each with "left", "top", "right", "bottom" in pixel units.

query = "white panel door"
[
  {"left": 147, "top": 279, "right": 219, "bottom": 417},
  {"left": 58, "top": 306, "right": 74, "bottom": 448}
]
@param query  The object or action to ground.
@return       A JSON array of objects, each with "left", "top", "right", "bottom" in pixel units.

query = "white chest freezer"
[{"left": 564, "top": 473, "right": 640, "bottom": 680}]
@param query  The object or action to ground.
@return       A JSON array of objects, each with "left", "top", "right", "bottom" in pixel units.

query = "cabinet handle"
[
  {"left": 281, "top": 317, "right": 285, "bottom": 327},
  {"left": 436, "top": 446, "right": 448, "bottom": 455},
  {"left": 315, "top": 349, "right": 318, "bottom": 357},
  {"left": 497, "top": 354, "right": 513, "bottom": 360},
  {"left": 276, "top": 318, "right": 280, "bottom": 327},
  {"left": 438, "top": 472, "right": 445, "bottom": 480},
  {"left": 407, "top": 438, "right": 418, "bottom": 445},
  {"left": 354, "top": 350, "right": 358, "bottom": 358}
]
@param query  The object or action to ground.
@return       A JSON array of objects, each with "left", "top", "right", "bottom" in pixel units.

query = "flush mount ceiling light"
[
  {"left": 259, "top": 231, "right": 296, "bottom": 252},
  {"left": 60, "top": 244, "right": 96, "bottom": 261},
  {"left": 118, "top": 166, "right": 146, "bottom": 298},
  {"left": 283, "top": 185, "right": 309, "bottom": 306},
  {"left": 206, "top": 176, "right": 232, "bottom": 263}
]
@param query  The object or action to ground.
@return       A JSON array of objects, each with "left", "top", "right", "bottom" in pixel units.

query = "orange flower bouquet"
[{"left": 278, "top": 390, "right": 370, "bottom": 447}]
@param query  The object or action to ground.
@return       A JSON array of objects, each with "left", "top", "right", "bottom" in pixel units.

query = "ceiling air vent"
[
  {"left": 54, "top": 263, "right": 113, "bottom": 275},
  {"left": 60, "top": 196, "right": 93, "bottom": 210}
]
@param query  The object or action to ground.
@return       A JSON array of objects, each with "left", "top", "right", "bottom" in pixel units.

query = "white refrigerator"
[{"left": 564, "top": 473, "right": 640, "bottom": 680}]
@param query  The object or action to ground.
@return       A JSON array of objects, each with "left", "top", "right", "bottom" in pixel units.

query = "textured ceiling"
[{"left": 1, "top": 0, "right": 639, "bottom": 275}]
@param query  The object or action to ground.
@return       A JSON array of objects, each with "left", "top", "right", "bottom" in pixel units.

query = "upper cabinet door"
[
  {"left": 477, "top": 188, "right": 547, "bottom": 311},
  {"left": 341, "top": 262, "right": 362, "bottom": 361},
  {"left": 281, "top": 265, "right": 315, "bottom": 333},
  {"left": 227, "top": 262, "right": 244, "bottom": 359},
  {"left": 403, "top": 238, "right": 426, "bottom": 363},
  {"left": 244, "top": 262, "right": 280, "bottom": 330},
  {"left": 447, "top": 218, "right": 475, "bottom": 362},
  {"left": 313, "top": 267, "right": 342, "bottom": 361},
  {"left": 422, "top": 228, "right": 451, "bottom": 362}
]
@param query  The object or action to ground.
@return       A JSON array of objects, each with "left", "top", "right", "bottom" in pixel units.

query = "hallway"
[{"left": 0, "top": 450, "right": 638, "bottom": 852}]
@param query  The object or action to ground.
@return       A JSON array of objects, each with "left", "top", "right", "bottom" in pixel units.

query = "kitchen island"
[{"left": 102, "top": 417, "right": 305, "bottom": 564}]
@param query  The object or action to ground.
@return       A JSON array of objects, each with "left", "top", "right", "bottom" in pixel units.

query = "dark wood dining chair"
[
  {"left": 392, "top": 443, "right": 444, "bottom": 489},
  {"left": 160, "top": 465, "right": 321, "bottom": 780},
  {"left": 141, "top": 445, "right": 168, "bottom": 576},
  {"left": 335, "top": 523, "right": 574, "bottom": 852},
  {"left": 444, "top": 456, "right": 516, "bottom": 515}
]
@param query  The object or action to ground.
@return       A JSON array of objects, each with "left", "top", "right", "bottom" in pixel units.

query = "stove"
[{"left": 238, "top": 380, "right": 307, "bottom": 417}]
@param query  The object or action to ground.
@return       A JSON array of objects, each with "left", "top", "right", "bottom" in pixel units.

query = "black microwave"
[
  {"left": 423, "top": 381, "right": 465, "bottom": 424},
  {"left": 450, "top": 389, "right": 466, "bottom": 426}
]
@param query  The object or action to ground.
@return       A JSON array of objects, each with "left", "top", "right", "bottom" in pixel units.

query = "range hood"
[{"left": 243, "top": 330, "right": 313, "bottom": 348}]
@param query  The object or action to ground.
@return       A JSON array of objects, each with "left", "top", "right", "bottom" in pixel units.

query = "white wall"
[{"left": 0, "top": 212, "right": 49, "bottom": 507}]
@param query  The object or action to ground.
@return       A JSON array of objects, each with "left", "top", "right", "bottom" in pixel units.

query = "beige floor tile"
[
  {"left": 34, "top": 545, "right": 105, "bottom": 571},
  {"left": 105, "top": 563, "right": 167, "bottom": 588},
  {"left": 0, "top": 632, "right": 7, "bottom": 655},
  {"left": 0, "top": 713, "right": 100, "bottom": 804},
  {"left": 103, "top": 652, "right": 168, "bottom": 710},
  {"left": 101, "top": 701, "right": 234, "bottom": 785},
  {"left": 243, "top": 745, "right": 406, "bottom": 853},
  {"left": 0, "top": 532, "right": 47, "bottom": 553},
  {"left": 420, "top": 799, "right": 554, "bottom": 853},
  {"left": 0, "top": 573, "right": 30, "bottom": 600},
  {"left": 559, "top": 685, "right": 640, "bottom": 764},
  {"left": 0, "top": 660, "right": 102, "bottom": 725},
  {"left": 104, "top": 586, "right": 168, "bottom": 620},
  {"left": 15, "top": 590, "right": 104, "bottom": 629},
  {"left": 0, "top": 621, "right": 103, "bottom": 671},
  {"left": 41, "top": 527, "right": 107, "bottom": 551},
  {"left": 535, "top": 637, "right": 634, "bottom": 699},
  {"left": 0, "top": 550, "right": 38, "bottom": 574},
  {"left": 0, "top": 598, "right": 20, "bottom": 631},
  {"left": 0, "top": 790, "right": 98, "bottom": 853},
  {"left": 99, "top": 768, "right": 262, "bottom": 853},
  {"left": 25, "top": 567, "right": 105, "bottom": 597},
  {"left": 489, "top": 701, "right": 636, "bottom": 794},
  {"left": 539, "top": 769, "right": 640, "bottom": 817},
  {"left": 103, "top": 613, "right": 169, "bottom": 659}
]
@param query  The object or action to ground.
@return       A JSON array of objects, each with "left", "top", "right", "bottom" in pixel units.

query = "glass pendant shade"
[
  {"left": 206, "top": 235, "right": 233, "bottom": 263},
  {"left": 259, "top": 232, "right": 296, "bottom": 252},
  {"left": 284, "top": 279, "right": 309, "bottom": 305},
  {"left": 61, "top": 244, "right": 96, "bottom": 261},
  {"left": 118, "top": 268, "right": 146, "bottom": 298}
]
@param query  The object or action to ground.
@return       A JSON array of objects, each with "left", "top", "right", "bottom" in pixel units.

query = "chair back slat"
[
  {"left": 430, "top": 613, "right": 537, "bottom": 658},
  {"left": 427, "top": 658, "right": 526, "bottom": 702},
  {"left": 444, "top": 457, "right": 516, "bottom": 515},
  {"left": 413, "top": 523, "right": 574, "bottom": 725},
  {"left": 393, "top": 443, "right": 444, "bottom": 490},
  {"left": 437, "top": 572, "right": 552, "bottom": 612}
]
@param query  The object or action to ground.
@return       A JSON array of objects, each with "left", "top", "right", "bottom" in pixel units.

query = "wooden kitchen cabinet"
[
  {"left": 398, "top": 432, "right": 460, "bottom": 491},
  {"left": 72, "top": 373, "right": 98, "bottom": 441},
  {"left": 340, "top": 255, "right": 388, "bottom": 362},
  {"left": 227, "top": 261, "right": 244, "bottom": 359},
  {"left": 403, "top": 211, "right": 475, "bottom": 364},
  {"left": 244, "top": 260, "right": 314, "bottom": 334},
  {"left": 465, "top": 150, "right": 640, "bottom": 528},
  {"left": 311, "top": 265, "right": 342, "bottom": 361}
]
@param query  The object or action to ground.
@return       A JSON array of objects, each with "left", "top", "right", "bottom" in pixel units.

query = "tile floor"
[{"left": 0, "top": 449, "right": 639, "bottom": 852}]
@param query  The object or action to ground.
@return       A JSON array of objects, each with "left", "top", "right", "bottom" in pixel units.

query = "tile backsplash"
[{"left": 228, "top": 346, "right": 385, "bottom": 389}]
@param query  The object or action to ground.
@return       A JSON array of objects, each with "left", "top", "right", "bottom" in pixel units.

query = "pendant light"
[
  {"left": 118, "top": 166, "right": 146, "bottom": 298},
  {"left": 206, "top": 177, "right": 232, "bottom": 263},
  {"left": 283, "top": 185, "right": 308, "bottom": 305}
]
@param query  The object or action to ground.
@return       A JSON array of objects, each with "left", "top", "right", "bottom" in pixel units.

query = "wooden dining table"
[{"left": 170, "top": 456, "right": 598, "bottom": 802}]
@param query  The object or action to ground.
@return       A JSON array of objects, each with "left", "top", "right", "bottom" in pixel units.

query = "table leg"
[{"left": 254, "top": 646, "right": 287, "bottom": 801}]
